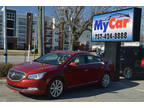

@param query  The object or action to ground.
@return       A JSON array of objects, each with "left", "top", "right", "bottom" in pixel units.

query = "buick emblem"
[{"left": 11, "top": 72, "right": 16, "bottom": 78}]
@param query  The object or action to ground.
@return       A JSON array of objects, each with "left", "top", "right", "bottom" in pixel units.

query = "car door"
[
  {"left": 63, "top": 54, "right": 89, "bottom": 88},
  {"left": 86, "top": 55, "right": 105, "bottom": 82}
]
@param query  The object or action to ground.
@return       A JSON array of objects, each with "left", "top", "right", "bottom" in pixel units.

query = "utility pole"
[
  {"left": 42, "top": 7, "right": 45, "bottom": 55},
  {"left": 60, "top": 17, "right": 65, "bottom": 50},
  {"left": 33, "top": 26, "right": 37, "bottom": 60},
  {"left": 62, "top": 22, "right": 65, "bottom": 50},
  {"left": 3, "top": 6, "right": 7, "bottom": 63},
  {"left": 27, "top": 15, "right": 31, "bottom": 62},
  {"left": 26, "top": 13, "right": 33, "bottom": 62},
  {"left": 38, "top": 6, "right": 45, "bottom": 56}
]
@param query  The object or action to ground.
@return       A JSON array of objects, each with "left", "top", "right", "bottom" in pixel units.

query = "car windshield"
[{"left": 34, "top": 52, "right": 72, "bottom": 65}]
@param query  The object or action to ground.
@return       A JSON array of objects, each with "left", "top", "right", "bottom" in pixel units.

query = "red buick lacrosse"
[{"left": 7, "top": 51, "right": 114, "bottom": 99}]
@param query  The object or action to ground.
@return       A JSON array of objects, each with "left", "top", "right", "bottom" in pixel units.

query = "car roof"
[{"left": 53, "top": 50, "right": 91, "bottom": 55}]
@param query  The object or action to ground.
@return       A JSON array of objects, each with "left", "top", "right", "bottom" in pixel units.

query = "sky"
[{"left": 0, "top": 6, "right": 144, "bottom": 18}]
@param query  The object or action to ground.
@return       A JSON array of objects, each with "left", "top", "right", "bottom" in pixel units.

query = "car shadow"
[
  {"left": 21, "top": 79, "right": 139, "bottom": 100},
  {"left": 20, "top": 78, "right": 139, "bottom": 101}
]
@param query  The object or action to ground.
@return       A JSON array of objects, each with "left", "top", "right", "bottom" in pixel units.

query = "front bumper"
[{"left": 7, "top": 77, "right": 49, "bottom": 95}]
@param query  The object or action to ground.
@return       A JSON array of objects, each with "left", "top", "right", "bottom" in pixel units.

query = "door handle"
[
  {"left": 100, "top": 66, "right": 104, "bottom": 69},
  {"left": 84, "top": 69, "right": 89, "bottom": 72}
]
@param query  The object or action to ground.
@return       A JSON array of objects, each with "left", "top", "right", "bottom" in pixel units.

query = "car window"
[
  {"left": 70, "top": 55, "right": 87, "bottom": 66},
  {"left": 87, "top": 55, "right": 103, "bottom": 63},
  {"left": 34, "top": 52, "right": 72, "bottom": 65}
]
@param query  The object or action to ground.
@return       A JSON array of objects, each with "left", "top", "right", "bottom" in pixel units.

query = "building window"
[
  {"left": 19, "top": 21, "right": 26, "bottom": 25},
  {"left": 0, "top": 32, "right": 2, "bottom": 37},
  {"left": 18, "top": 36, "right": 25, "bottom": 42},
  {"left": 55, "top": 39, "right": 58, "bottom": 42},
  {"left": 46, "top": 30, "right": 52, "bottom": 35},
  {"left": 7, "top": 13, "right": 15, "bottom": 19},
  {"left": 0, "top": 19, "right": 2, "bottom": 24},
  {"left": 46, "top": 37, "right": 51, "bottom": 43},
  {"left": 7, "top": 20, "right": 14, "bottom": 28},
  {"left": 19, "top": 29, "right": 26, "bottom": 34},
  {"left": 0, "top": 28, "right": 2, "bottom": 32},
  {"left": 32, "top": 21, "right": 37, "bottom": 25},
  {"left": 46, "top": 44, "right": 51, "bottom": 48},
  {"left": 86, "top": 41, "right": 90, "bottom": 45},
  {"left": 65, "top": 25, "right": 69, "bottom": 30},
  {"left": 7, "top": 29, "right": 14, "bottom": 36},
  {"left": 64, "top": 40, "right": 69, "bottom": 44},
  {"left": 65, "top": 32, "right": 70, "bottom": 38},
  {"left": 0, "top": 43, "right": 3, "bottom": 49},
  {"left": 54, "top": 46, "right": 58, "bottom": 50},
  {"left": 0, "top": 36, "right": 2, "bottom": 41},
  {"left": 0, "top": 15, "right": 2, "bottom": 19},
  {"left": 64, "top": 45, "right": 69, "bottom": 50}
]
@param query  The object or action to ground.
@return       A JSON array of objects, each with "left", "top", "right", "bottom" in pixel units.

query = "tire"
[
  {"left": 101, "top": 73, "right": 110, "bottom": 88},
  {"left": 47, "top": 78, "right": 64, "bottom": 99},
  {"left": 123, "top": 67, "right": 133, "bottom": 79}
]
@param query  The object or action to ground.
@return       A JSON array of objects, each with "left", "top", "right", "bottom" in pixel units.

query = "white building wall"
[
  {"left": 78, "top": 30, "right": 92, "bottom": 50},
  {"left": 52, "top": 18, "right": 59, "bottom": 50},
  {"left": 16, "top": 14, "right": 27, "bottom": 49}
]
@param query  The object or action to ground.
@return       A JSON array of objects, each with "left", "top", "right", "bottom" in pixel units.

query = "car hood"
[{"left": 11, "top": 62, "right": 59, "bottom": 74}]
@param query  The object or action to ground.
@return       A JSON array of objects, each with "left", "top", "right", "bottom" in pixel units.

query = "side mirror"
[{"left": 69, "top": 62, "right": 78, "bottom": 67}]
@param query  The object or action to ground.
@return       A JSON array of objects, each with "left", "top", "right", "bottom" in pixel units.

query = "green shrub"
[{"left": 0, "top": 63, "right": 15, "bottom": 78}]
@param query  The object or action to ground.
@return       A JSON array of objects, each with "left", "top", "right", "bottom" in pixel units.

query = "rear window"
[{"left": 87, "top": 55, "right": 103, "bottom": 63}]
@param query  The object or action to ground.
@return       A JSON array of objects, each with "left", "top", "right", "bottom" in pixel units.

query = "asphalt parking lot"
[{"left": 0, "top": 78, "right": 144, "bottom": 102}]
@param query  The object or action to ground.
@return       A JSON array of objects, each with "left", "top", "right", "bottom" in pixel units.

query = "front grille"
[{"left": 8, "top": 70, "right": 26, "bottom": 81}]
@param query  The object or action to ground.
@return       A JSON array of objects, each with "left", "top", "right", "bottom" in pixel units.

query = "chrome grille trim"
[
  {"left": 7, "top": 83, "right": 27, "bottom": 90},
  {"left": 7, "top": 84, "right": 37, "bottom": 91},
  {"left": 8, "top": 70, "right": 26, "bottom": 81}
]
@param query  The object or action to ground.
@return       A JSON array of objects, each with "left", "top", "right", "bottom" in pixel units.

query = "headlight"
[{"left": 27, "top": 72, "right": 46, "bottom": 80}]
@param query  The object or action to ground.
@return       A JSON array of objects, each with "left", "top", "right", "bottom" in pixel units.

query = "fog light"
[{"left": 27, "top": 87, "right": 38, "bottom": 91}]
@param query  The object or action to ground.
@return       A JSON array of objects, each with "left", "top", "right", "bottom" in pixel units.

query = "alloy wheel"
[
  {"left": 102, "top": 74, "right": 110, "bottom": 88},
  {"left": 49, "top": 80, "right": 63, "bottom": 98}
]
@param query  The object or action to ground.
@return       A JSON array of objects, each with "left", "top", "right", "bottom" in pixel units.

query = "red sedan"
[{"left": 7, "top": 51, "right": 114, "bottom": 99}]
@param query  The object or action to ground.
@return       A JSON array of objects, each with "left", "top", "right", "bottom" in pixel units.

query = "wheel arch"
[{"left": 48, "top": 76, "right": 65, "bottom": 87}]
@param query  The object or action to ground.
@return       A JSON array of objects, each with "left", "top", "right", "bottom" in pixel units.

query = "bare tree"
[{"left": 54, "top": 6, "right": 128, "bottom": 51}]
